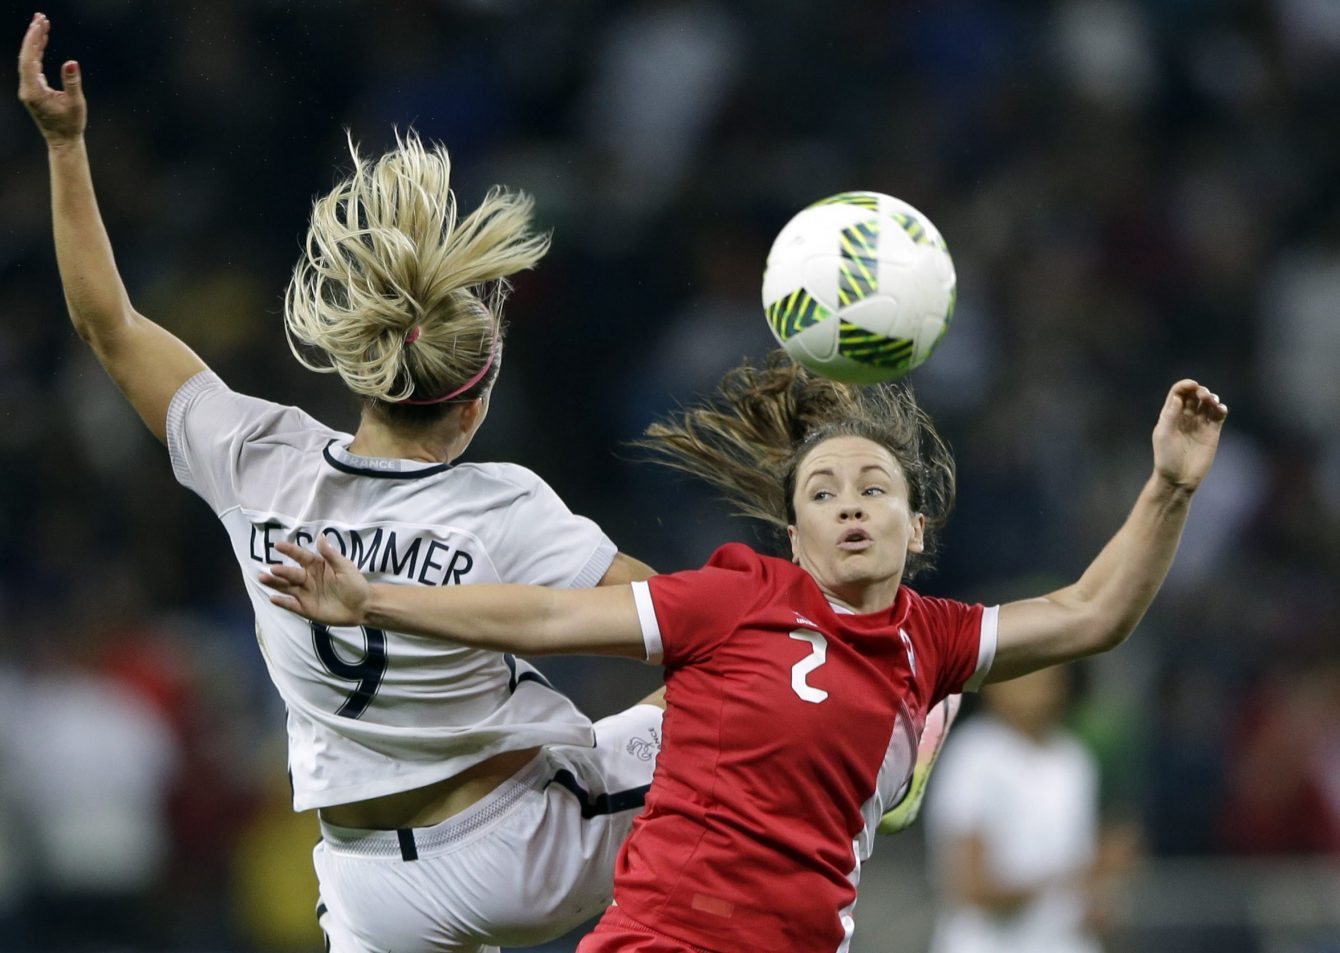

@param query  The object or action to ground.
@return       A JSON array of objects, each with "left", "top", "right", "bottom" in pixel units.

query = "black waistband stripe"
[
  {"left": 396, "top": 828, "right": 419, "bottom": 861},
  {"left": 546, "top": 768, "right": 650, "bottom": 819}
]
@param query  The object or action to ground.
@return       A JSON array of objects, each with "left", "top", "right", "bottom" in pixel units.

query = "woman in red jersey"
[{"left": 263, "top": 359, "right": 1228, "bottom": 953}]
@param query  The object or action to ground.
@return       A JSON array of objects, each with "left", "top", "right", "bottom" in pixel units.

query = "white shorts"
[{"left": 313, "top": 703, "right": 662, "bottom": 953}]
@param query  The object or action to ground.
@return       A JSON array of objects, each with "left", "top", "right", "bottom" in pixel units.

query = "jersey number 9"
[{"left": 311, "top": 623, "right": 388, "bottom": 718}]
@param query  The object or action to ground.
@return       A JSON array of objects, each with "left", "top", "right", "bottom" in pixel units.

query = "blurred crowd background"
[{"left": 1, "top": 0, "right": 1338, "bottom": 950}]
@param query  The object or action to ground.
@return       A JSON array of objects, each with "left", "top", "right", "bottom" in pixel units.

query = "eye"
[
  {"left": 812, "top": 489, "right": 834, "bottom": 501},
  {"left": 862, "top": 485, "right": 887, "bottom": 497}
]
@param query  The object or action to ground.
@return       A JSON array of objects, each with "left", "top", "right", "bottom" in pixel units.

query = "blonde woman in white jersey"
[{"left": 19, "top": 15, "right": 664, "bottom": 952}]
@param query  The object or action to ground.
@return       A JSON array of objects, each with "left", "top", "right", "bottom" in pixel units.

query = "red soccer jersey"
[{"left": 601, "top": 543, "right": 995, "bottom": 953}]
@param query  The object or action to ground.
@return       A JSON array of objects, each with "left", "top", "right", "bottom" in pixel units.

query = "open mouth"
[{"left": 837, "top": 529, "right": 872, "bottom": 550}]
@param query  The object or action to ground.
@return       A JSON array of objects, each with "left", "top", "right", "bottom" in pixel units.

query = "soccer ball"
[{"left": 762, "top": 191, "right": 956, "bottom": 384}]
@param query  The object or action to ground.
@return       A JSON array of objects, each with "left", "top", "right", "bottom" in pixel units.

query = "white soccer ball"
[{"left": 762, "top": 191, "right": 956, "bottom": 384}]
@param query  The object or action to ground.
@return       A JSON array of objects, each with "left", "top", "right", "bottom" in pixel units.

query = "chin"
[{"left": 836, "top": 561, "right": 901, "bottom": 587}]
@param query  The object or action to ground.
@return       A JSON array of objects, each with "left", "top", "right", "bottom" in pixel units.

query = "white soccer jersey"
[
  {"left": 166, "top": 371, "right": 616, "bottom": 811},
  {"left": 926, "top": 715, "right": 1101, "bottom": 953}
]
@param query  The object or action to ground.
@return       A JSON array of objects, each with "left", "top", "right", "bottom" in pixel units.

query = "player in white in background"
[
  {"left": 926, "top": 666, "right": 1138, "bottom": 953},
  {"left": 19, "top": 14, "right": 663, "bottom": 952}
]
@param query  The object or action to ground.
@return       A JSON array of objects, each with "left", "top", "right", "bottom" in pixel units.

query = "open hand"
[
  {"left": 261, "top": 537, "right": 372, "bottom": 627},
  {"left": 18, "top": 13, "right": 85, "bottom": 143},
  {"left": 1152, "top": 380, "right": 1228, "bottom": 492}
]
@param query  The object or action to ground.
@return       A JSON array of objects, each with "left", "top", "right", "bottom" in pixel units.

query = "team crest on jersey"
[{"left": 626, "top": 725, "right": 662, "bottom": 762}]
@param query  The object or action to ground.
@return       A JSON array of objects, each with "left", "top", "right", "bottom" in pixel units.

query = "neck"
[
  {"left": 821, "top": 576, "right": 901, "bottom": 615},
  {"left": 348, "top": 413, "right": 465, "bottom": 464}
]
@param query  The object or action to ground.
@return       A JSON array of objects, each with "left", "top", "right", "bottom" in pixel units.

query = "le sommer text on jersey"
[{"left": 250, "top": 522, "right": 475, "bottom": 587}]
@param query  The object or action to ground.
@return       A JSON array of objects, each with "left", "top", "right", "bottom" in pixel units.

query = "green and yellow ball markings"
[
  {"left": 766, "top": 288, "right": 832, "bottom": 341},
  {"left": 839, "top": 320, "right": 915, "bottom": 370},
  {"left": 837, "top": 220, "right": 880, "bottom": 306},
  {"left": 889, "top": 210, "right": 933, "bottom": 247},
  {"left": 809, "top": 191, "right": 881, "bottom": 211}
]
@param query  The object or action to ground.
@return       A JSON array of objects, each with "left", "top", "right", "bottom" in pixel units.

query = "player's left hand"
[
  {"left": 1151, "top": 380, "right": 1228, "bottom": 493},
  {"left": 17, "top": 13, "right": 86, "bottom": 144},
  {"left": 261, "top": 537, "right": 371, "bottom": 627}
]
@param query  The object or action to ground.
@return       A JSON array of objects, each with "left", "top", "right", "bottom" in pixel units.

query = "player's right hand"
[
  {"left": 18, "top": 13, "right": 86, "bottom": 144},
  {"left": 1151, "top": 379, "right": 1227, "bottom": 493},
  {"left": 262, "top": 538, "right": 372, "bottom": 628}
]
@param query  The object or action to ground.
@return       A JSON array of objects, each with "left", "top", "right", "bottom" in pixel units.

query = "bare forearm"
[
  {"left": 993, "top": 382, "right": 1223, "bottom": 680},
  {"left": 47, "top": 138, "right": 135, "bottom": 342},
  {"left": 362, "top": 583, "right": 554, "bottom": 652},
  {"left": 361, "top": 582, "right": 644, "bottom": 658},
  {"left": 1069, "top": 473, "right": 1193, "bottom": 641},
  {"left": 22, "top": 16, "right": 206, "bottom": 443},
  {"left": 994, "top": 474, "right": 1195, "bottom": 680}
]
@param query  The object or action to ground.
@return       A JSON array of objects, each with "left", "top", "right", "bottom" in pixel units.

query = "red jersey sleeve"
[
  {"left": 915, "top": 594, "right": 998, "bottom": 702},
  {"left": 632, "top": 543, "right": 763, "bottom": 667}
]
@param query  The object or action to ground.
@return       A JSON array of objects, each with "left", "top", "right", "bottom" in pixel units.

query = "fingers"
[
  {"left": 17, "top": 13, "right": 50, "bottom": 99},
  {"left": 1166, "top": 380, "right": 1229, "bottom": 422},
  {"left": 317, "top": 534, "right": 357, "bottom": 571},
  {"left": 260, "top": 563, "right": 306, "bottom": 586},
  {"left": 269, "top": 593, "right": 303, "bottom": 613},
  {"left": 274, "top": 539, "right": 317, "bottom": 566}
]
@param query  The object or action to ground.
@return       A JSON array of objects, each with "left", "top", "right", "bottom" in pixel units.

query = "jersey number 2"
[
  {"left": 312, "top": 623, "right": 388, "bottom": 719},
  {"left": 789, "top": 629, "right": 829, "bottom": 704}
]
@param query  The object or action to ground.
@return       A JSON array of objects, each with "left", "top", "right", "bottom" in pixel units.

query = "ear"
[
  {"left": 786, "top": 524, "right": 801, "bottom": 564},
  {"left": 908, "top": 512, "right": 926, "bottom": 555},
  {"left": 456, "top": 396, "right": 488, "bottom": 434}
]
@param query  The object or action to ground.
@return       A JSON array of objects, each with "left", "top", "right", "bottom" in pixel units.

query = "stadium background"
[{"left": 1, "top": 0, "right": 1338, "bottom": 950}]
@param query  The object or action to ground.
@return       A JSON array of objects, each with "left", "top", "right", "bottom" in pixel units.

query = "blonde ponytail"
[{"left": 284, "top": 131, "right": 550, "bottom": 404}]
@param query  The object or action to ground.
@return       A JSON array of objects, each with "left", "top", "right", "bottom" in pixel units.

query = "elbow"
[
  {"left": 1053, "top": 591, "right": 1137, "bottom": 659},
  {"left": 68, "top": 309, "right": 98, "bottom": 344},
  {"left": 1094, "top": 625, "right": 1133, "bottom": 655},
  {"left": 66, "top": 295, "right": 138, "bottom": 347},
  {"left": 1078, "top": 607, "right": 1141, "bottom": 657}
]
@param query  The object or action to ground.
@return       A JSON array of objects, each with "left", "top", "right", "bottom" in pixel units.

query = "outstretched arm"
[
  {"left": 18, "top": 13, "right": 206, "bottom": 443},
  {"left": 262, "top": 538, "right": 648, "bottom": 659},
  {"left": 989, "top": 380, "right": 1228, "bottom": 682}
]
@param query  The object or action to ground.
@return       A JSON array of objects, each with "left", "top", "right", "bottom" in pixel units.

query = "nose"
[{"left": 839, "top": 501, "right": 866, "bottom": 521}]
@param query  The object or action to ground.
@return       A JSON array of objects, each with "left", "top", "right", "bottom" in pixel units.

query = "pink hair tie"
[
  {"left": 405, "top": 326, "right": 422, "bottom": 345},
  {"left": 397, "top": 335, "right": 498, "bottom": 405}
]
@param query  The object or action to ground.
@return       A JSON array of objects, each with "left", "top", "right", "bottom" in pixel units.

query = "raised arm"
[
  {"left": 18, "top": 13, "right": 207, "bottom": 443},
  {"left": 988, "top": 380, "right": 1228, "bottom": 682},
  {"left": 262, "top": 538, "right": 648, "bottom": 659}
]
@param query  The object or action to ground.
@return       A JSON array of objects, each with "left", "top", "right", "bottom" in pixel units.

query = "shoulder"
[
  {"left": 899, "top": 586, "right": 984, "bottom": 630},
  {"left": 649, "top": 543, "right": 775, "bottom": 612},
  {"left": 701, "top": 543, "right": 808, "bottom": 593},
  {"left": 705, "top": 541, "right": 764, "bottom": 570},
  {"left": 706, "top": 542, "right": 802, "bottom": 576},
  {"left": 170, "top": 371, "right": 341, "bottom": 466},
  {"left": 449, "top": 461, "right": 554, "bottom": 497},
  {"left": 899, "top": 585, "right": 969, "bottom": 612},
  {"left": 181, "top": 371, "right": 329, "bottom": 429}
]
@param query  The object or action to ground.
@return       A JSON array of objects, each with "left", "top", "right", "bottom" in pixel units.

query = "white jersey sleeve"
[
  {"left": 166, "top": 370, "right": 334, "bottom": 512},
  {"left": 162, "top": 371, "right": 617, "bottom": 811}
]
